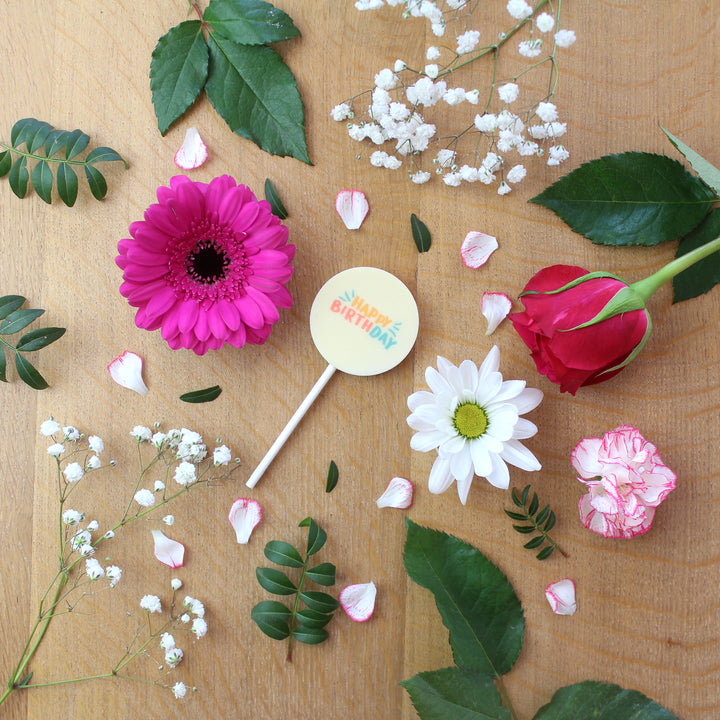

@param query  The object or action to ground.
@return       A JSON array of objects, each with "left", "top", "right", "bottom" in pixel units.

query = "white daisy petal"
[
  {"left": 470, "top": 440, "right": 493, "bottom": 476},
  {"left": 511, "top": 418, "right": 538, "bottom": 440},
  {"left": 475, "top": 371, "right": 503, "bottom": 406},
  {"left": 493, "top": 379, "right": 526, "bottom": 403},
  {"left": 478, "top": 345, "right": 501, "bottom": 379},
  {"left": 485, "top": 453, "right": 510, "bottom": 489},
  {"left": 458, "top": 359, "right": 479, "bottom": 393},
  {"left": 456, "top": 472, "right": 474, "bottom": 505},
  {"left": 410, "top": 430, "right": 446, "bottom": 452},
  {"left": 500, "top": 439, "right": 542, "bottom": 471},
  {"left": 513, "top": 387, "right": 544, "bottom": 414},
  {"left": 449, "top": 446, "right": 473, "bottom": 483},
  {"left": 426, "top": 364, "right": 455, "bottom": 395},
  {"left": 428, "top": 455, "right": 455, "bottom": 494},
  {"left": 407, "top": 390, "right": 436, "bottom": 411}
]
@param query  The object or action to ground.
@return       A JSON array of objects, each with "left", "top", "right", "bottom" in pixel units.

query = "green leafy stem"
[
  {"left": 0, "top": 295, "right": 66, "bottom": 390},
  {"left": 505, "top": 484, "right": 567, "bottom": 560},
  {"left": 251, "top": 516, "right": 339, "bottom": 661},
  {"left": 0, "top": 118, "right": 127, "bottom": 205}
]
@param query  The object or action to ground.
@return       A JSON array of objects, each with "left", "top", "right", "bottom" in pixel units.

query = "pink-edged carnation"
[
  {"left": 572, "top": 424, "right": 676, "bottom": 539},
  {"left": 116, "top": 175, "right": 295, "bottom": 355}
]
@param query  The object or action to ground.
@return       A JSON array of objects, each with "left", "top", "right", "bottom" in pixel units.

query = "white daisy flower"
[{"left": 406, "top": 347, "right": 543, "bottom": 503}]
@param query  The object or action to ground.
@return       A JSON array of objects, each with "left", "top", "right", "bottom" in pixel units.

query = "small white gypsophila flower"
[
  {"left": 536, "top": 12, "right": 555, "bottom": 32},
  {"left": 482, "top": 152, "right": 501, "bottom": 172},
  {"left": 171, "top": 577, "right": 183, "bottom": 590},
  {"left": 528, "top": 124, "right": 547, "bottom": 139},
  {"left": 478, "top": 166, "right": 496, "bottom": 184},
  {"left": 497, "top": 129, "right": 522, "bottom": 152},
  {"left": 497, "top": 82, "right": 519, "bottom": 104},
  {"left": 420, "top": 0, "right": 442, "bottom": 23},
  {"left": 79, "top": 544, "right": 95, "bottom": 557},
  {"left": 459, "top": 165, "right": 480, "bottom": 182},
  {"left": 134, "top": 489, "right": 156, "bottom": 507},
  {"left": 424, "top": 64, "right": 439, "bottom": 79},
  {"left": 192, "top": 617, "right": 208, "bottom": 638},
  {"left": 140, "top": 594, "right": 162, "bottom": 613},
  {"left": 383, "top": 155, "right": 402, "bottom": 169},
  {"left": 443, "top": 87, "right": 466, "bottom": 106},
  {"left": 474, "top": 113, "right": 498, "bottom": 132},
  {"left": 47, "top": 443, "right": 65, "bottom": 457},
  {"left": 104, "top": 530, "right": 115, "bottom": 539},
  {"left": 497, "top": 180, "right": 512, "bottom": 195},
  {"left": 517, "top": 140, "right": 539, "bottom": 156},
  {"left": 506, "top": 0, "right": 532, "bottom": 20},
  {"left": 436, "top": 148, "right": 456, "bottom": 168},
  {"left": 406, "top": 77, "right": 447, "bottom": 106},
  {"left": 545, "top": 121, "right": 567, "bottom": 137},
  {"left": 411, "top": 171, "right": 431, "bottom": 184},
  {"left": 85, "top": 558, "right": 105, "bottom": 580},
  {"left": 86, "top": 455, "right": 101, "bottom": 470},
  {"left": 184, "top": 596, "right": 205, "bottom": 618},
  {"left": 535, "top": 101, "right": 558, "bottom": 122},
  {"left": 547, "top": 145, "right": 570, "bottom": 165},
  {"left": 154, "top": 479, "right": 166, "bottom": 491},
  {"left": 172, "top": 682, "right": 187, "bottom": 699},
  {"left": 370, "top": 150, "right": 388, "bottom": 167},
  {"left": 63, "top": 462, "right": 84, "bottom": 483},
  {"left": 40, "top": 418, "right": 61, "bottom": 436},
  {"left": 442, "top": 172, "right": 462, "bottom": 187},
  {"left": 447, "top": 0, "right": 467, "bottom": 7},
  {"left": 63, "top": 426, "right": 80, "bottom": 441},
  {"left": 105, "top": 565, "right": 122, "bottom": 587},
  {"left": 160, "top": 632, "right": 176, "bottom": 651},
  {"left": 519, "top": 39, "right": 542, "bottom": 57},
  {"left": 331, "top": 103, "right": 352, "bottom": 121},
  {"left": 165, "top": 648, "right": 184, "bottom": 668},
  {"left": 506, "top": 164, "right": 527, "bottom": 183},
  {"left": 72, "top": 530, "right": 92, "bottom": 548},
  {"left": 131, "top": 425, "right": 153, "bottom": 442},
  {"left": 426, "top": 46, "right": 441, "bottom": 60},
  {"left": 86, "top": 520, "right": 99, "bottom": 532},
  {"left": 374, "top": 67, "right": 398, "bottom": 90},
  {"left": 431, "top": 21, "right": 445, "bottom": 37},
  {"left": 62, "top": 509, "right": 84, "bottom": 525},
  {"left": 389, "top": 102, "right": 410, "bottom": 121},
  {"left": 456, "top": 30, "right": 480, "bottom": 54},
  {"left": 152, "top": 432, "right": 168, "bottom": 448},
  {"left": 465, "top": 89, "right": 480, "bottom": 104},
  {"left": 174, "top": 461, "right": 197, "bottom": 486},
  {"left": 554, "top": 29, "right": 576, "bottom": 48},
  {"left": 394, "top": 58, "right": 407, "bottom": 72},
  {"left": 180, "top": 613, "right": 191, "bottom": 624},
  {"left": 87, "top": 435, "right": 104, "bottom": 454},
  {"left": 163, "top": 514, "right": 175, "bottom": 526}
]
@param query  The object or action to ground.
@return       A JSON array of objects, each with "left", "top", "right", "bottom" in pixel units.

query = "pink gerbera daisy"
[{"left": 116, "top": 175, "right": 295, "bottom": 355}]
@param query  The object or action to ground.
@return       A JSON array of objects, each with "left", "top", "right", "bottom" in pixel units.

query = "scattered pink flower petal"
[
  {"left": 572, "top": 425, "right": 676, "bottom": 539},
  {"left": 482, "top": 292, "right": 513, "bottom": 335},
  {"left": 545, "top": 578, "right": 577, "bottom": 615},
  {"left": 339, "top": 581, "right": 377, "bottom": 622},
  {"left": 107, "top": 351, "right": 149, "bottom": 395},
  {"left": 228, "top": 498, "right": 262, "bottom": 544},
  {"left": 376, "top": 476, "right": 414, "bottom": 509},
  {"left": 151, "top": 529, "right": 185, "bottom": 568},
  {"left": 460, "top": 231, "right": 498, "bottom": 268},
  {"left": 174, "top": 127, "right": 208, "bottom": 170},
  {"left": 335, "top": 190, "right": 369, "bottom": 229}
]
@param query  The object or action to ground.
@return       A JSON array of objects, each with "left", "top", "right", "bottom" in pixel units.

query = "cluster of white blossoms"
[{"left": 333, "top": 0, "right": 576, "bottom": 192}]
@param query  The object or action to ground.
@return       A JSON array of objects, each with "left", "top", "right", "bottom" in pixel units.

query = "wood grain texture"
[{"left": 1, "top": 1, "right": 718, "bottom": 719}]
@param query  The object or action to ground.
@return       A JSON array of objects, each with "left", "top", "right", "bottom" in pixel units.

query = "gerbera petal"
[
  {"left": 428, "top": 455, "right": 455, "bottom": 494},
  {"left": 177, "top": 301, "right": 200, "bottom": 334},
  {"left": 233, "top": 295, "right": 265, "bottom": 329},
  {"left": 246, "top": 286, "right": 281, "bottom": 323},
  {"left": 500, "top": 439, "right": 541, "bottom": 471},
  {"left": 485, "top": 453, "right": 510, "bottom": 489},
  {"left": 144, "top": 289, "right": 178, "bottom": 320}
]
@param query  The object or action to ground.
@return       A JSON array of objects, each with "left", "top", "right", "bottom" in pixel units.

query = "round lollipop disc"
[{"left": 309, "top": 267, "right": 419, "bottom": 376}]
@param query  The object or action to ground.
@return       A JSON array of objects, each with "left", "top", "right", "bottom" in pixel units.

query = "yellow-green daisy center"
[{"left": 453, "top": 402, "right": 488, "bottom": 439}]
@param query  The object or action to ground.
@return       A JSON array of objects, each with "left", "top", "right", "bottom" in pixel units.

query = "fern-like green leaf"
[{"left": 505, "top": 484, "right": 566, "bottom": 560}]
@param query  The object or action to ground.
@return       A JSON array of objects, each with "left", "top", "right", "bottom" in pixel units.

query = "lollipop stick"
[{"left": 246, "top": 363, "right": 337, "bottom": 488}]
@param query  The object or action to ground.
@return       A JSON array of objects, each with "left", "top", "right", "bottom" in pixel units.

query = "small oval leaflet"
[
  {"left": 179, "top": 385, "right": 222, "bottom": 403},
  {"left": 411, "top": 213, "right": 432, "bottom": 252}
]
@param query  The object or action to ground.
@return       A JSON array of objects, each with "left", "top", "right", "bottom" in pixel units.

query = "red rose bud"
[{"left": 510, "top": 265, "right": 651, "bottom": 394}]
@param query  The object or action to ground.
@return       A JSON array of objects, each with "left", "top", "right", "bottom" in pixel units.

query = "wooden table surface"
[{"left": 2, "top": 2, "right": 719, "bottom": 719}]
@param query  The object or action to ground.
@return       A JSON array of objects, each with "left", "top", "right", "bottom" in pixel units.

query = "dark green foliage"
[
  {"left": 411, "top": 213, "right": 432, "bottom": 252},
  {"left": 179, "top": 385, "right": 222, "bottom": 403},
  {"left": 325, "top": 460, "right": 338, "bottom": 493},
  {"left": 505, "top": 484, "right": 565, "bottom": 560}
]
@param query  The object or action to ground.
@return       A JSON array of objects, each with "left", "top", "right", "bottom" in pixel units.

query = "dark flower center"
[{"left": 187, "top": 240, "right": 229, "bottom": 284}]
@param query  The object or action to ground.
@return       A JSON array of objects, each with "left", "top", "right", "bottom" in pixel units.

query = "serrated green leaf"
[
  {"left": 0, "top": 296, "right": 26, "bottom": 320},
  {"left": 302, "top": 517, "right": 327, "bottom": 556},
  {"left": 544, "top": 511, "right": 556, "bottom": 533},
  {"left": 204, "top": 0, "right": 300, "bottom": 45},
  {"left": 16, "top": 327, "right": 66, "bottom": 352},
  {"left": 250, "top": 600, "right": 291, "bottom": 639},
  {"left": 84, "top": 165, "right": 107, "bottom": 200},
  {"left": 535, "top": 504, "right": 550, "bottom": 526},
  {"left": 299, "top": 590, "right": 339, "bottom": 613},
  {"left": 179, "top": 385, "right": 222, "bottom": 403},
  {"left": 403, "top": 519, "right": 524, "bottom": 675},
  {"left": 27, "top": 121, "right": 53, "bottom": 153},
  {"left": 672, "top": 208, "right": 720, "bottom": 303},
  {"left": 504, "top": 510, "right": 528, "bottom": 522},
  {"left": 512, "top": 525, "right": 535, "bottom": 534},
  {"left": 150, "top": 20, "right": 209, "bottom": 135},
  {"left": 256, "top": 567, "right": 296, "bottom": 595},
  {"left": 325, "top": 459, "right": 338, "bottom": 493},
  {"left": 264, "top": 178, "right": 288, "bottom": 219},
  {"left": 523, "top": 536, "right": 544, "bottom": 550},
  {"left": 8, "top": 157, "right": 29, "bottom": 198},
  {"left": 14, "top": 354, "right": 48, "bottom": 390},
  {"left": 527, "top": 492, "right": 539, "bottom": 516},
  {"left": 536, "top": 546, "right": 555, "bottom": 561},
  {"left": 0, "top": 347, "right": 6, "bottom": 383},
  {"left": 0, "top": 150, "right": 11, "bottom": 177},
  {"left": 85, "top": 146, "right": 128, "bottom": 167},
  {"left": 292, "top": 625, "right": 328, "bottom": 645},
  {"left": 63, "top": 129, "right": 90, "bottom": 159},
  {"left": 295, "top": 608, "right": 333, "bottom": 629},
  {"left": 530, "top": 152, "right": 716, "bottom": 246},
  {"left": 661, "top": 126, "right": 720, "bottom": 196},
  {"left": 205, "top": 34, "right": 310, "bottom": 163},
  {"left": 44, "top": 129, "right": 69, "bottom": 157},
  {"left": 305, "top": 562, "right": 335, "bottom": 587},
  {"left": 401, "top": 667, "right": 512, "bottom": 720},
  {"left": 263, "top": 540, "right": 304, "bottom": 568},
  {"left": 31, "top": 160, "right": 53, "bottom": 204},
  {"left": 56, "top": 164, "right": 78, "bottom": 207},
  {"left": 410, "top": 213, "right": 431, "bottom": 252},
  {"left": 0, "top": 308, "right": 45, "bottom": 335},
  {"left": 533, "top": 681, "right": 679, "bottom": 720},
  {"left": 11, "top": 118, "right": 37, "bottom": 146}
]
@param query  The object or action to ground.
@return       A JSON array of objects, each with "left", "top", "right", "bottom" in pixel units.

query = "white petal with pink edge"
[
  {"left": 151, "top": 530, "right": 185, "bottom": 568},
  {"left": 107, "top": 351, "right": 149, "bottom": 395},
  {"left": 228, "top": 498, "right": 262, "bottom": 544},
  {"left": 481, "top": 292, "right": 512, "bottom": 335},
  {"left": 339, "top": 581, "right": 377, "bottom": 622},
  {"left": 545, "top": 578, "right": 577, "bottom": 615},
  {"left": 460, "top": 231, "right": 498, "bottom": 268},
  {"left": 376, "top": 476, "right": 414, "bottom": 509},
  {"left": 174, "top": 127, "right": 208, "bottom": 170},
  {"left": 335, "top": 190, "right": 369, "bottom": 229}
]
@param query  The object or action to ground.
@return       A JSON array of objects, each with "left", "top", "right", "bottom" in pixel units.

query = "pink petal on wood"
[
  {"left": 376, "top": 476, "right": 414, "bottom": 509},
  {"left": 481, "top": 292, "right": 512, "bottom": 335},
  {"left": 335, "top": 190, "right": 369, "bottom": 229},
  {"left": 228, "top": 498, "right": 262, "bottom": 544},
  {"left": 460, "top": 231, "right": 498, "bottom": 268},
  {"left": 545, "top": 578, "right": 577, "bottom": 615},
  {"left": 107, "top": 351, "right": 149, "bottom": 395},
  {"left": 174, "top": 127, "right": 208, "bottom": 170},
  {"left": 339, "top": 581, "right": 377, "bottom": 622},
  {"left": 151, "top": 530, "right": 185, "bottom": 568}
]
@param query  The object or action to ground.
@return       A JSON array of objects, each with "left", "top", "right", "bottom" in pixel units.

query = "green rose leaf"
[
  {"left": 530, "top": 152, "right": 716, "bottom": 246},
  {"left": 251, "top": 600, "right": 291, "bottom": 640},
  {"left": 204, "top": 0, "right": 300, "bottom": 45},
  {"left": 179, "top": 385, "right": 222, "bottom": 403},
  {"left": 401, "top": 667, "right": 512, "bottom": 720},
  {"left": 661, "top": 126, "right": 720, "bottom": 196},
  {"left": 403, "top": 520, "right": 524, "bottom": 676},
  {"left": 672, "top": 208, "right": 720, "bottom": 303},
  {"left": 150, "top": 20, "right": 209, "bottom": 135},
  {"left": 205, "top": 33, "right": 310, "bottom": 164},
  {"left": 263, "top": 540, "right": 304, "bottom": 568},
  {"left": 533, "top": 681, "right": 679, "bottom": 720}
]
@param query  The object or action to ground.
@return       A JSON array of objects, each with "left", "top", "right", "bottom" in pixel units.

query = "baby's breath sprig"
[{"left": 505, "top": 484, "right": 567, "bottom": 560}]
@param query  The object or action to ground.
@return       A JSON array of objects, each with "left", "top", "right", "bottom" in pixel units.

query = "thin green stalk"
[
  {"left": 0, "top": 143, "right": 112, "bottom": 167},
  {"left": 286, "top": 561, "right": 309, "bottom": 663}
]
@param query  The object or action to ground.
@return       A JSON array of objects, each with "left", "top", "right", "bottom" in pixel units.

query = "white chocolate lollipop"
[{"left": 246, "top": 267, "right": 419, "bottom": 488}]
